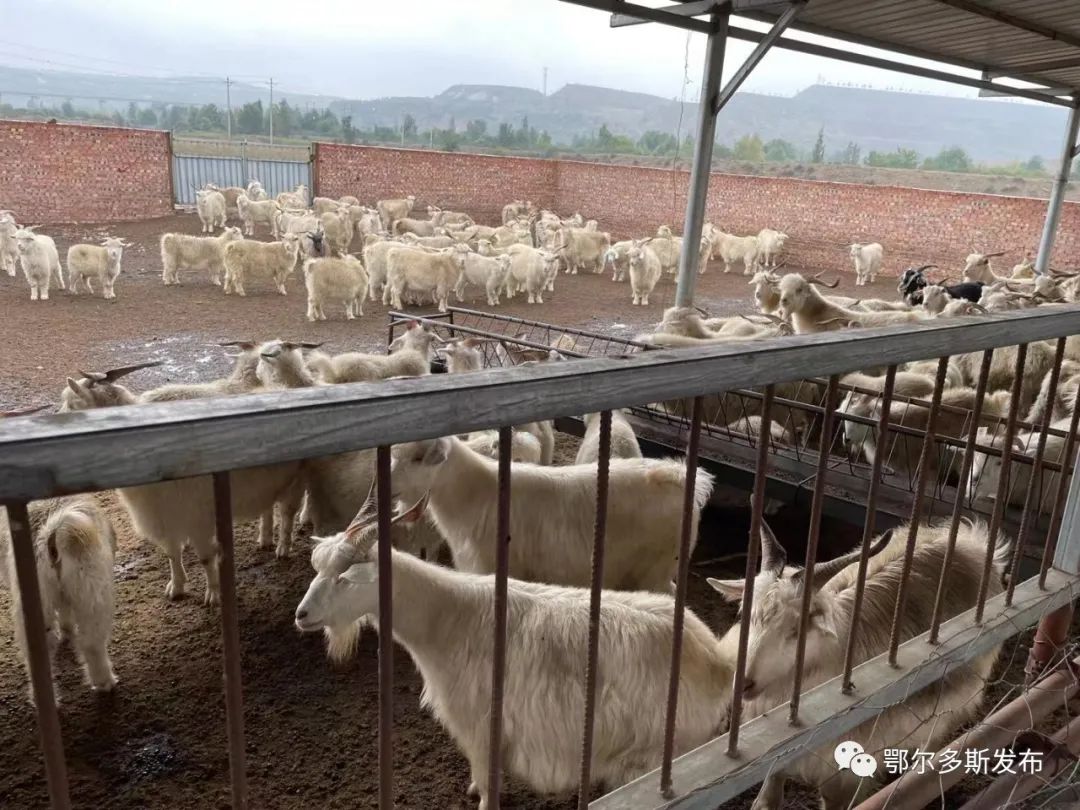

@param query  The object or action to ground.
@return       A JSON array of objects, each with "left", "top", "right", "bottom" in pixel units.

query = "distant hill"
[{"left": 0, "top": 62, "right": 1064, "bottom": 162}]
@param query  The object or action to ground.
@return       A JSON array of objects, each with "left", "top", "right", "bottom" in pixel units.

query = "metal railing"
[{"left": 2, "top": 306, "right": 1080, "bottom": 809}]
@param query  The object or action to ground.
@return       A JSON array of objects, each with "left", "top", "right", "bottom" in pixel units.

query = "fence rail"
[{"left": 3, "top": 306, "right": 1080, "bottom": 810}]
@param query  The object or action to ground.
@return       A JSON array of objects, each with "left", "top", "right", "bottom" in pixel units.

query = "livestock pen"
[{"left": 2, "top": 305, "right": 1079, "bottom": 809}]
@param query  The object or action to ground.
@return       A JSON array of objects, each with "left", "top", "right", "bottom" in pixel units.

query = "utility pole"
[
  {"left": 269, "top": 77, "right": 274, "bottom": 145},
  {"left": 225, "top": 76, "right": 232, "bottom": 140}
]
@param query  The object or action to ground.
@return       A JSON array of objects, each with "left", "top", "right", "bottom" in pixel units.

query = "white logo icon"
[
  {"left": 835, "top": 741, "right": 879, "bottom": 778},
  {"left": 851, "top": 752, "right": 879, "bottom": 778},
  {"left": 834, "top": 741, "right": 864, "bottom": 770}
]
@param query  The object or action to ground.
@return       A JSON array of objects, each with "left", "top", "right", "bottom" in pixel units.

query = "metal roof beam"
[
  {"left": 927, "top": 0, "right": 1080, "bottom": 50},
  {"left": 724, "top": 23, "right": 1075, "bottom": 107},
  {"left": 560, "top": 0, "right": 712, "bottom": 33},
  {"left": 609, "top": 0, "right": 719, "bottom": 29},
  {"left": 986, "top": 56, "right": 1080, "bottom": 77},
  {"left": 714, "top": 1, "right": 806, "bottom": 112}
]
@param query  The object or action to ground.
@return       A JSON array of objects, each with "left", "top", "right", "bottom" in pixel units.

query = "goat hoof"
[
  {"left": 275, "top": 544, "right": 291, "bottom": 560},
  {"left": 164, "top": 580, "right": 186, "bottom": 601},
  {"left": 467, "top": 782, "right": 480, "bottom": 798},
  {"left": 92, "top": 674, "right": 118, "bottom": 693},
  {"left": 203, "top": 589, "right": 221, "bottom": 607}
]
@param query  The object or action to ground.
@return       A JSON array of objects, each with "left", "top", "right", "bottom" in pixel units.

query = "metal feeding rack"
[{"left": 389, "top": 308, "right": 1076, "bottom": 567}]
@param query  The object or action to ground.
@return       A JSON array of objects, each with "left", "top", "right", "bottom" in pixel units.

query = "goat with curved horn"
[
  {"left": 805, "top": 530, "right": 893, "bottom": 590},
  {"left": 78, "top": 360, "right": 163, "bottom": 384},
  {"left": 808, "top": 273, "right": 840, "bottom": 289}
]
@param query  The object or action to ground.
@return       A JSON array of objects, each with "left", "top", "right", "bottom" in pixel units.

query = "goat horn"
[
  {"left": 298, "top": 341, "right": 325, "bottom": 350},
  {"left": 808, "top": 529, "right": 894, "bottom": 590},
  {"left": 914, "top": 264, "right": 938, "bottom": 273},
  {"left": 751, "top": 496, "right": 786, "bottom": 575},
  {"left": 344, "top": 477, "right": 381, "bottom": 543},
  {"left": 984, "top": 251, "right": 1006, "bottom": 258},
  {"left": 694, "top": 305, "right": 711, "bottom": 317},
  {"left": 95, "top": 360, "right": 163, "bottom": 383},
  {"left": 810, "top": 276, "right": 840, "bottom": 289},
  {"left": 1, "top": 403, "right": 51, "bottom": 418},
  {"left": 218, "top": 340, "right": 255, "bottom": 348}
]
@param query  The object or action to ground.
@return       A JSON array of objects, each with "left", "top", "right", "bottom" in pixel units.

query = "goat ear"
[
  {"left": 422, "top": 438, "right": 450, "bottom": 466},
  {"left": 66, "top": 377, "right": 90, "bottom": 399},
  {"left": 706, "top": 577, "right": 746, "bottom": 602},
  {"left": 387, "top": 335, "right": 405, "bottom": 353}
]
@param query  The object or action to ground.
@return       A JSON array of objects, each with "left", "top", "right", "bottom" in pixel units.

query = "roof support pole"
[
  {"left": 1035, "top": 99, "right": 1080, "bottom": 275},
  {"left": 674, "top": 13, "right": 729, "bottom": 308}
]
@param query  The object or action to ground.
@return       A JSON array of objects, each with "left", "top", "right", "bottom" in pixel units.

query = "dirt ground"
[{"left": 0, "top": 215, "right": 1073, "bottom": 809}]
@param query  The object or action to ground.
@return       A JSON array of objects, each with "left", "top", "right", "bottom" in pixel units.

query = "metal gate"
[{"left": 170, "top": 138, "right": 312, "bottom": 205}]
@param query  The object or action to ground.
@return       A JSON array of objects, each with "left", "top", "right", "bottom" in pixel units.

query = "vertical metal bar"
[
  {"left": 577, "top": 410, "right": 612, "bottom": 808},
  {"left": 842, "top": 365, "right": 897, "bottom": 692},
  {"left": 789, "top": 375, "right": 838, "bottom": 723},
  {"left": 1006, "top": 338, "right": 1067, "bottom": 604},
  {"left": 5, "top": 501, "right": 71, "bottom": 810},
  {"left": 212, "top": 473, "right": 248, "bottom": 810},
  {"left": 660, "top": 397, "right": 704, "bottom": 796},
  {"left": 728, "top": 384, "right": 774, "bottom": 756},
  {"left": 1039, "top": 370, "right": 1080, "bottom": 587},
  {"left": 887, "top": 357, "right": 950, "bottom": 665},
  {"left": 487, "top": 426, "right": 513, "bottom": 808},
  {"left": 976, "top": 343, "right": 1029, "bottom": 623},
  {"left": 930, "top": 349, "right": 993, "bottom": 643},
  {"left": 1035, "top": 99, "right": 1080, "bottom": 275},
  {"left": 375, "top": 447, "right": 394, "bottom": 810},
  {"left": 674, "top": 12, "right": 729, "bottom": 309}
]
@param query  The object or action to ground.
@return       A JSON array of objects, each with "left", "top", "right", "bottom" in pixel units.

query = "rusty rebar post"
[
  {"left": 887, "top": 357, "right": 949, "bottom": 665},
  {"left": 1039, "top": 365, "right": 1080, "bottom": 588},
  {"left": 660, "top": 398, "right": 703, "bottom": 796},
  {"left": 789, "top": 375, "right": 838, "bottom": 724},
  {"left": 577, "top": 411, "right": 612, "bottom": 808},
  {"left": 976, "top": 343, "right": 1028, "bottom": 623},
  {"left": 212, "top": 473, "right": 248, "bottom": 810},
  {"left": 1007, "top": 338, "right": 1067, "bottom": 604},
  {"left": 842, "top": 365, "right": 897, "bottom": 692},
  {"left": 487, "top": 427, "right": 513, "bottom": 808},
  {"left": 929, "top": 349, "right": 993, "bottom": 644},
  {"left": 375, "top": 447, "right": 394, "bottom": 810},
  {"left": 728, "top": 385, "right": 775, "bottom": 756},
  {"left": 5, "top": 501, "right": 71, "bottom": 810}
]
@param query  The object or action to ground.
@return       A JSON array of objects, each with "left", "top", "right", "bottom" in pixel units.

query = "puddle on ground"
[{"left": 116, "top": 732, "right": 185, "bottom": 782}]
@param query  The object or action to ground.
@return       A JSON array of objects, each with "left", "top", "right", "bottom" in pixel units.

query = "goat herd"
[{"left": 0, "top": 181, "right": 1076, "bottom": 809}]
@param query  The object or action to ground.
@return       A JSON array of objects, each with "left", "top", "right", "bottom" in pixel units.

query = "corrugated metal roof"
[{"left": 741, "top": 0, "right": 1080, "bottom": 96}]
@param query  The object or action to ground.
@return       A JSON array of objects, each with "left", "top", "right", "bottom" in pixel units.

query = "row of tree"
[{"left": 3, "top": 98, "right": 1055, "bottom": 176}]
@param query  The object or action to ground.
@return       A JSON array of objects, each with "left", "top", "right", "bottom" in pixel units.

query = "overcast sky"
[{"left": 5, "top": 0, "right": 1004, "bottom": 102}]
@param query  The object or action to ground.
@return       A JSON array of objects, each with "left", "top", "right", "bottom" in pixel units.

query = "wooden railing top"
[{"left": 1, "top": 307, "right": 1078, "bottom": 501}]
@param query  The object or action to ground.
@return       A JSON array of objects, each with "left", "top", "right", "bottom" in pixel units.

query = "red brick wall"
[
  {"left": 317, "top": 144, "right": 1079, "bottom": 277},
  {"left": 315, "top": 144, "right": 558, "bottom": 225},
  {"left": 0, "top": 120, "right": 173, "bottom": 223}
]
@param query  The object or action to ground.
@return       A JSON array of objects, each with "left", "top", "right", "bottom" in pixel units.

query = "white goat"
[
  {"left": 223, "top": 234, "right": 301, "bottom": 296},
  {"left": 756, "top": 228, "right": 788, "bottom": 268},
  {"left": 384, "top": 245, "right": 468, "bottom": 312},
  {"left": 236, "top": 192, "right": 281, "bottom": 236},
  {"left": 295, "top": 501, "right": 731, "bottom": 809},
  {"left": 628, "top": 243, "right": 662, "bottom": 306},
  {"left": 2, "top": 495, "right": 118, "bottom": 703},
  {"left": 377, "top": 195, "right": 417, "bottom": 233},
  {"left": 849, "top": 242, "right": 883, "bottom": 286},
  {"left": 160, "top": 227, "right": 243, "bottom": 286},
  {"left": 0, "top": 213, "right": 19, "bottom": 276},
  {"left": 66, "top": 237, "right": 127, "bottom": 299},
  {"left": 575, "top": 410, "right": 642, "bottom": 464},
  {"left": 709, "top": 516, "right": 1006, "bottom": 810},
  {"left": 304, "top": 255, "right": 369, "bottom": 321},
  {"left": 456, "top": 251, "right": 511, "bottom": 306},
  {"left": 389, "top": 436, "right": 714, "bottom": 592},
  {"left": 195, "top": 188, "right": 227, "bottom": 233},
  {"left": 15, "top": 227, "right": 65, "bottom": 300}
]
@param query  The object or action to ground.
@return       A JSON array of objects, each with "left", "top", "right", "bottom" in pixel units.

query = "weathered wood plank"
[
  {"left": 1, "top": 308, "right": 1078, "bottom": 500},
  {"left": 589, "top": 570, "right": 1080, "bottom": 810}
]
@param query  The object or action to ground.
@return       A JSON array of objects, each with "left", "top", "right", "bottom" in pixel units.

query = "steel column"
[
  {"left": 1035, "top": 100, "right": 1080, "bottom": 274},
  {"left": 674, "top": 12, "right": 729, "bottom": 308}
]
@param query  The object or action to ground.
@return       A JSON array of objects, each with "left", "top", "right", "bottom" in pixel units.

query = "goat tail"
[
  {"left": 993, "top": 534, "right": 1014, "bottom": 587},
  {"left": 43, "top": 502, "right": 113, "bottom": 572}
]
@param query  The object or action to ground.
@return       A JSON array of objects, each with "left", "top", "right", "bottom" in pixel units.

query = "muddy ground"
[{"left": 0, "top": 215, "right": 1073, "bottom": 809}]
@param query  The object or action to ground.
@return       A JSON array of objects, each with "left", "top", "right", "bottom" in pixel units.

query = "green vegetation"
[{"left": 0, "top": 98, "right": 1053, "bottom": 179}]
